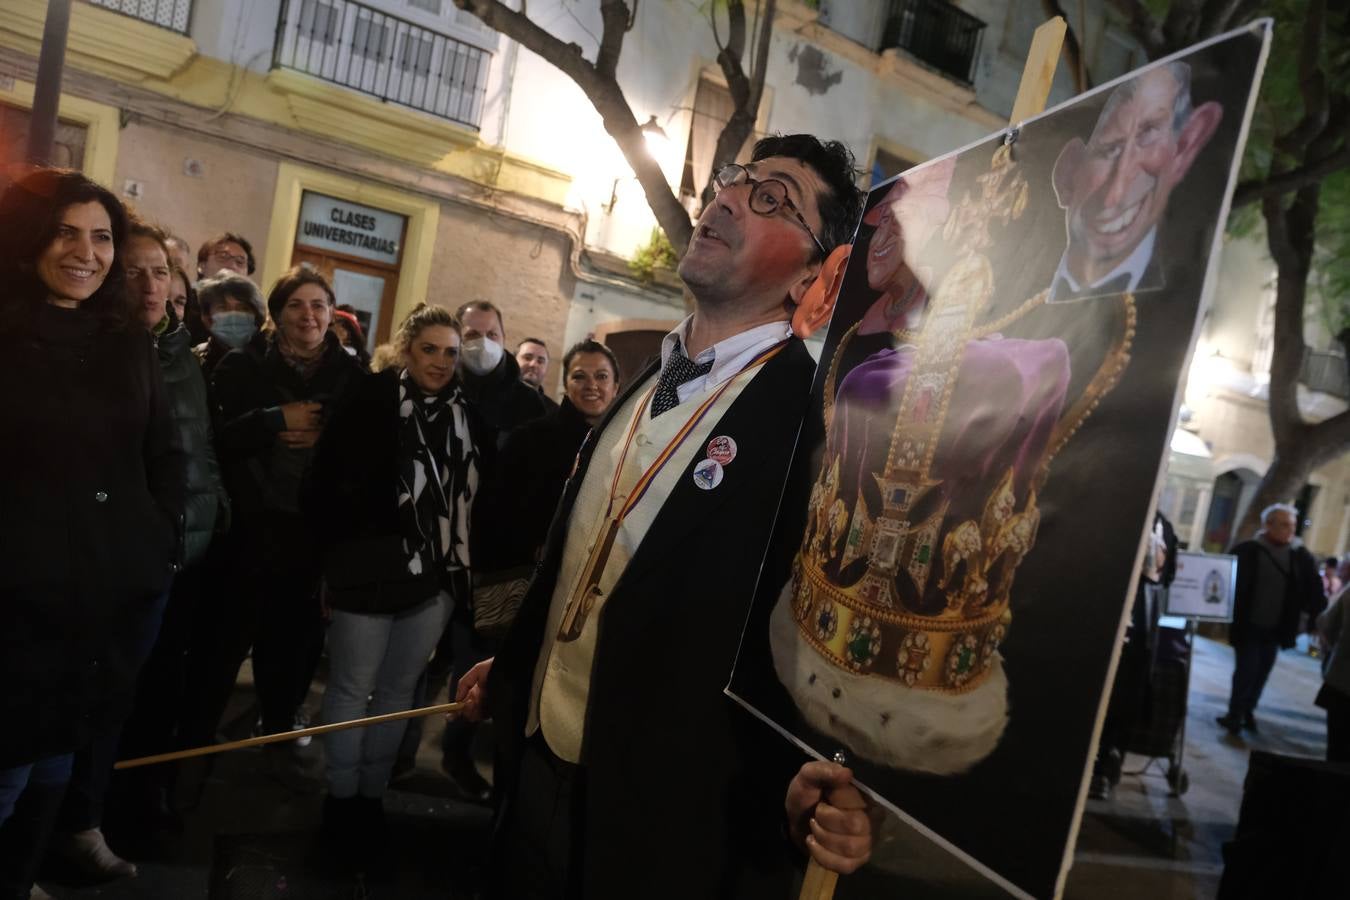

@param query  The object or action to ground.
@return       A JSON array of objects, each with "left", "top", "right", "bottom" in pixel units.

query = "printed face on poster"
[
  {"left": 1165, "top": 551, "right": 1236, "bottom": 621},
  {"left": 727, "top": 24, "right": 1270, "bottom": 900}
]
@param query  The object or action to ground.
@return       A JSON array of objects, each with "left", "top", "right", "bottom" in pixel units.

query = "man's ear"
[
  {"left": 1171, "top": 101, "right": 1223, "bottom": 181},
  {"left": 1051, "top": 138, "right": 1085, "bottom": 210},
  {"left": 791, "top": 246, "right": 852, "bottom": 339}
]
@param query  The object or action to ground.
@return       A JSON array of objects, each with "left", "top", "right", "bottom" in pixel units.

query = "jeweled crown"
[{"left": 791, "top": 146, "right": 1036, "bottom": 695}]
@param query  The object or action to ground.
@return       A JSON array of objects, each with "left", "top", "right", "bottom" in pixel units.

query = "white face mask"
[{"left": 460, "top": 336, "right": 503, "bottom": 376}]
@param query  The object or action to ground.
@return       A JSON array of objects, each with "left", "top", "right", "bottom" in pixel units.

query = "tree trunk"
[{"left": 1234, "top": 452, "right": 1312, "bottom": 546}]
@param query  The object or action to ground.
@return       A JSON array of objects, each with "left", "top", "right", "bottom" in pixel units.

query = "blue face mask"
[{"left": 211, "top": 310, "right": 259, "bottom": 350}]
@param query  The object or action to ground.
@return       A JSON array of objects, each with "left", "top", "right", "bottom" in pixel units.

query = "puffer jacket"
[{"left": 157, "top": 319, "right": 224, "bottom": 566}]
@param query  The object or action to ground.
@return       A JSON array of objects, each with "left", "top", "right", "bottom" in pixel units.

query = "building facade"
[{"left": 1, "top": 0, "right": 1344, "bottom": 554}]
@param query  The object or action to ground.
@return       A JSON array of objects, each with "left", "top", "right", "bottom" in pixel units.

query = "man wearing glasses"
[
  {"left": 196, "top": 232, "right": 257, "bottom": 282},
  {"left": 454, "top": 135, "right": 879, "bottom": 898}
]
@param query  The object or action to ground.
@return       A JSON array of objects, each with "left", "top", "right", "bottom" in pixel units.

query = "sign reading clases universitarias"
[
  {"left": 727, "top": 22, "right": 1270, "bottom": 900},
  {"left": 296, "top": 192, "right": 404, "bottom": 266}
]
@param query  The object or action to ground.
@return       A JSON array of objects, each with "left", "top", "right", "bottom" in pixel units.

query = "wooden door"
[{"left": 291, "top": 247, "right": 399, "bottom": 349}]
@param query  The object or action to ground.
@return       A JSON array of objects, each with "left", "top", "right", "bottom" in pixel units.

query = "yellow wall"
[
  {"left": 0, "top": 0, "right": 570, "bottom": 207},
  {"left": 0, "top": 77, "right": 119, "bottom": 187}
]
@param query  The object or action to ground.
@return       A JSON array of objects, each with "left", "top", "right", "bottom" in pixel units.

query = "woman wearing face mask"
[
  {"left": 471, "top": 340, "right": 620, "bottom": 635},
  {"left": 0, "top": 170, "right": 185, "bottom": 900},
  {"left": 301, "top": 303, "right": 489, "bottom": 870},
  {"left": 193, "top": 271, "right": 267, "bottom": 377},
  {"left": 207, "top": 266, "right": 364, "bottom": 788}
]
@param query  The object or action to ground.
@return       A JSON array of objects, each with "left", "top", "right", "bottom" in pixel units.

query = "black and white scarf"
[{"left": 397, "top": 372, "right": 478, "bottom": 577}]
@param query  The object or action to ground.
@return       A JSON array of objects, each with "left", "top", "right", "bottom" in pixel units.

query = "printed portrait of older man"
[{"left": 1049, "top": 61, "right": 1222, "bottom": 302}]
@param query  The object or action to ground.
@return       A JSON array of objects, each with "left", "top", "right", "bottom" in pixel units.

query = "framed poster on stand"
[{"left": 1165, "top": 550, "right": 1237, "bottom": 622}]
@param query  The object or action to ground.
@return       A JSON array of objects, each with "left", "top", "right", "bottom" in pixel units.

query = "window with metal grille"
[
  {"left": 398, "top": 32, "right": 436, "bottom": 75},
  {"left": 274, "top": 0, "right": 491, "bottom": 129},
  {"left": 299, "top": 0, "right": 341, "bottom": 44},
  {"left": 87, "top": 0, "right": 192, "bottom": 35},
  {"left": 353, "top": 15, "right": 391, "bottom": 59},
  {"left": 880, "top": 0, "right": 986, "bottom": 85}
]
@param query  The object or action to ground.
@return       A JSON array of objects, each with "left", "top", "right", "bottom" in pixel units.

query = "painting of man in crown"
[{"left": 729, "top": 24, "right": 1268, "bottom": 900}]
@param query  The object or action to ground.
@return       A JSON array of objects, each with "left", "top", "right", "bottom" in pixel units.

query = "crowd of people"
[{"left": 0, "top": 135, "right": 877, "bottom": 900}]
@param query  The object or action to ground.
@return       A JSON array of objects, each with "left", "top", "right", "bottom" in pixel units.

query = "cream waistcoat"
[{"left": 527, "top": 364, "right": 767, "bottom": 762}]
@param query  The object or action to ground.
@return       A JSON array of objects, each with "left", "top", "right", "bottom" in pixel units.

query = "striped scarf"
[{"left": 397, "top": 372, "right": 478, "bottom": 577}]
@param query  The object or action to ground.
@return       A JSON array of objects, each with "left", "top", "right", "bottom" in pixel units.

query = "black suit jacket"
[
  {"left": 1230, "top": 538, "right": 1326, "bottom": 648},
  {"left": 488, "top": 337, "right": 816, "bottom": 899}
]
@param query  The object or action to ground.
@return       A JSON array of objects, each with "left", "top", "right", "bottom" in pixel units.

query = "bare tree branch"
[
  {"left": 1275, "top": 0, "right": 1329, "bottom": 156},
  {"left": 1161, "top": 0, "right": 1204, "bottom": 53},
  {"left": 1107, "top": 0, "right": 1167, "bottom": 59},
  {"left": 595, "top": 1, "right": 632, "bottom": 80},
  {"left": 747, "top": 0, "right": 775, "bottom": 112},
  {"left": 1232, "top": 141, "right": 1350, "bottom": 207},
  {"left": 1040, "top": 0, "right": 1091, "bottom": 93},
  {"left": 1305, "top": 407, "right": 1350, "bottom": 470},
  {"left": 726, "top": 0, "right": 747, "bottom": 69},
  {"left": 1262, "top": 185, "right": 1321, "bottom": 439},
  {"left": 1199, "top": 0, "right": 1259, "bottom": 35},
  {"left": 453, "top": 0, "right": 693, "bottom": 252}
]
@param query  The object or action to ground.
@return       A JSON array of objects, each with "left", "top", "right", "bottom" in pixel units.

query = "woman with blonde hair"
[{"left": 302, "top": 303, "right": 490, "bottom": 870}]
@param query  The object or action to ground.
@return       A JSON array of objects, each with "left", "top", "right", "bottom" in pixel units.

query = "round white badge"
[{"left": 692, "top": 458, "right": 724, "bottom": 490}]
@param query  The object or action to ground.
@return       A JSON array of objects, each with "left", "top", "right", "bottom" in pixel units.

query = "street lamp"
[{"left": 606, "top": 115, "right": 673, "bottom": 213}]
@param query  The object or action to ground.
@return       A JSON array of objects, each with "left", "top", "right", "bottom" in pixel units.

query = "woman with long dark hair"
[
  {"left": 302, "top": 303, "right": 487, "bottom": 868},
  {"left": 206, "top": 266, "right": 363, "bottom": 786},
  {"left": 0, "top": 169, "right": 184, "bottom": 897}
]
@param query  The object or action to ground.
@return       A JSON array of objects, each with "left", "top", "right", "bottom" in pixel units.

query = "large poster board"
[
  {"left": 728, "top": 23, "right": 1270, "bottom": 900},
  {"left": 1166, "top": 550, "right": 1237, "bottom": 621}
]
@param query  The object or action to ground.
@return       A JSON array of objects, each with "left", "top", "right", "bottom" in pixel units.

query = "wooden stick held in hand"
[{"left": 113, "top": 701, "right": 464, "bottom": 770}]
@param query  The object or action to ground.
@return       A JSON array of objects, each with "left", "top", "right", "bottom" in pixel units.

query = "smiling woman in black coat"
[
  {"left": 205, "top": 267, "right": 363, "bottom": 782},
  {"left": 302, "top": 303, "right": 490, "bottom": 865},
  {"left": 0, "top": 169, "right": 185, "bottom": 897}
]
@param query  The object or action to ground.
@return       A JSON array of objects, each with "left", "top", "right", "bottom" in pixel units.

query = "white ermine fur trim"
[{"left": 769, "top": 584, "right": 1008, "bottom": 775}]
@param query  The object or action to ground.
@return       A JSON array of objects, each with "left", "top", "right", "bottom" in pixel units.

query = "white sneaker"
[{"left": 62, "top": 827, "right": 137, "bottom": 880}]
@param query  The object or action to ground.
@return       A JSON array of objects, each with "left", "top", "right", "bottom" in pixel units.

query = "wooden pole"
[
  {"left": 113, "top": 701, "right": 464, "bottom": 770},
  {"left": 797, "top": 21, "right": 1065, "bottom": 900},
  {"left": 26, "top": 0, "right": 72, "bottom": 166},
  {"left": 1010, "top": 16, "right": 1068, "bottom": 125}
]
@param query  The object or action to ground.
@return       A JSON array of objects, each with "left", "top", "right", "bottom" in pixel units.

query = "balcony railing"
[
  {"left": 273, "top": 0, "right": 489, "bottom": 130},
  {"left": 1301, "top": 349, "right": 1350, "bottom": 399},
  {"left": 86, "top": 0, "right": 192, "bottom": 34},
  {"left": 881, "top": 0, "right": 985, "bottom": 85}
]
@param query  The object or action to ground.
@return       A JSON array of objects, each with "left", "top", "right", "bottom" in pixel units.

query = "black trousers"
[
  {"left": 56, "top": 586, "right": 170, "bottom": 833},
  {"left": 492, "top": 734, "right": 585, "bottom": 900},
  {"left": 177, "top": 513, "right": 324, "bottom": 748},
  {"left": 1317, "top": 683, "right": 1350, "bottom": 762},
  {"left": 1226, "top": 633, "right": 1281, "bottom": 722}
]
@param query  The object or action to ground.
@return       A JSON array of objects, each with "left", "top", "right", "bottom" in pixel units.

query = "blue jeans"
[
  {"left": 0, "top": 754, "right": 73, "bottom": 827},
  {"left": 322, "top": 591, "right": 453, "bottom": 798}
]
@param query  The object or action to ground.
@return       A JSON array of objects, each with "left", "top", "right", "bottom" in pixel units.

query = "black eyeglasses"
[{"left": 712, "top": 164, "right": 828, "bottom": 259}]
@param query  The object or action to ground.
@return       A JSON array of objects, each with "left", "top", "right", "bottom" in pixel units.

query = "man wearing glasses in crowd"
[
  {"left": 454, "top": 135, "right": 878, "bottom": 899},
  {"left": 197, "top": 232, "right": 257, "bottom": 282}
]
